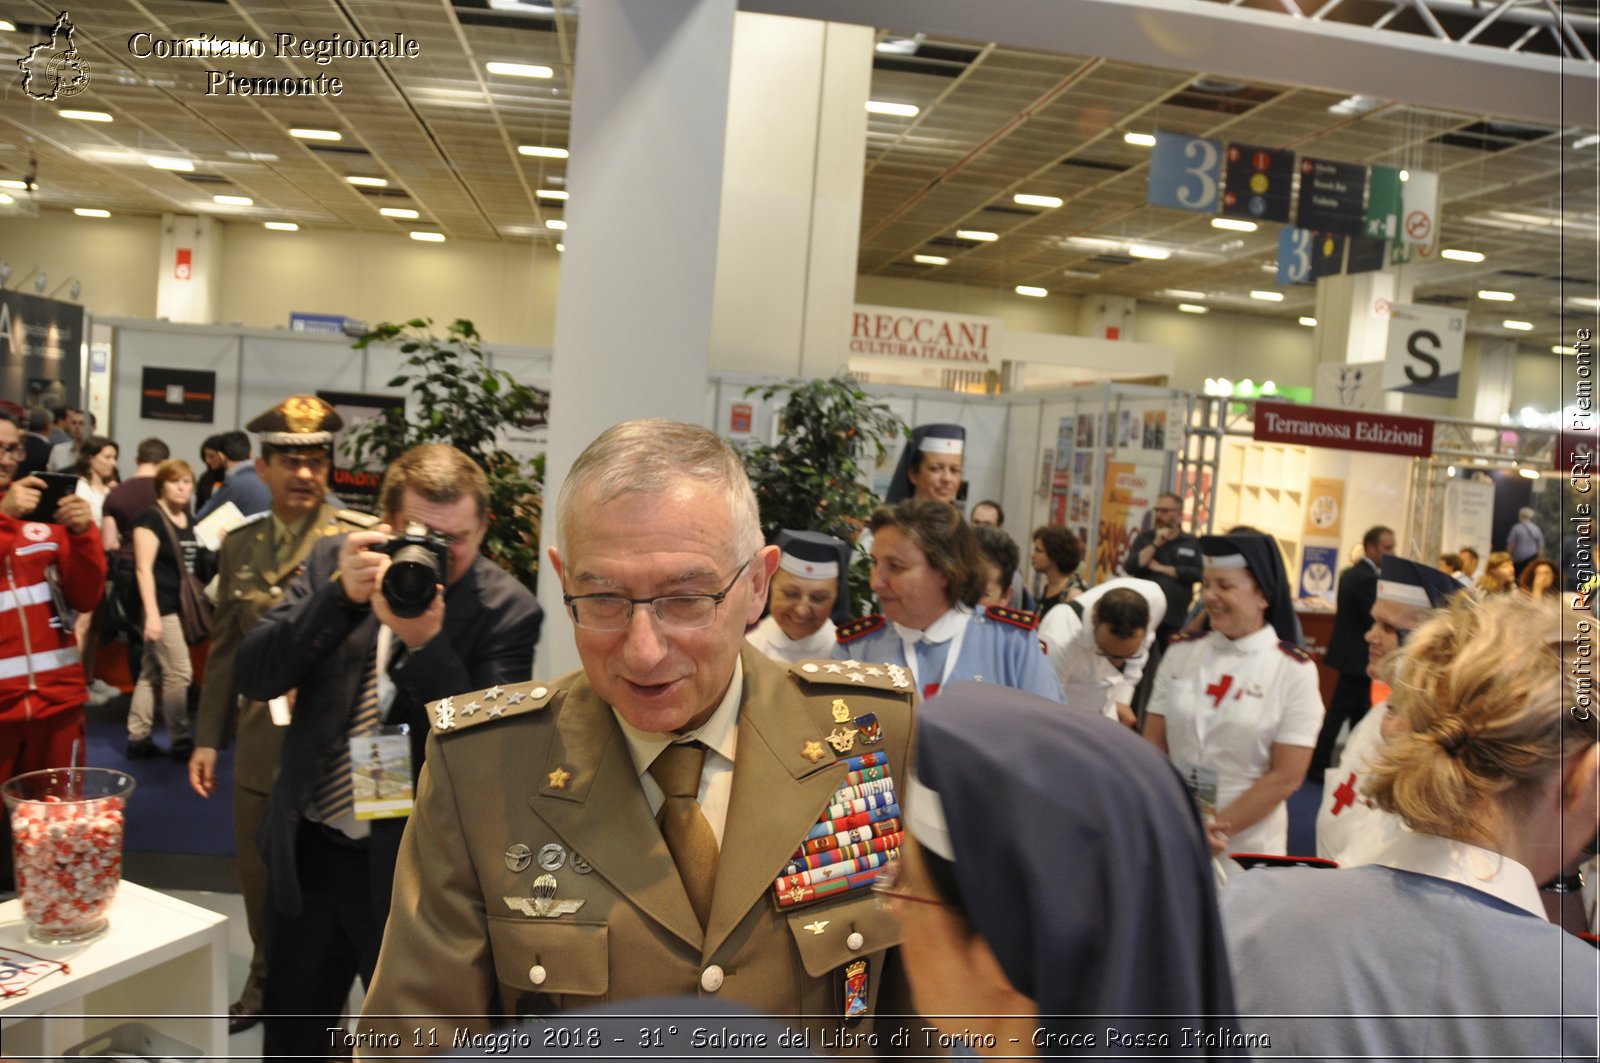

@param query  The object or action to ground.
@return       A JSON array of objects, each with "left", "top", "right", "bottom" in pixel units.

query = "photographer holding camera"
[{"left": 236, "top": 442, "right": 542, "bottom": 1063}]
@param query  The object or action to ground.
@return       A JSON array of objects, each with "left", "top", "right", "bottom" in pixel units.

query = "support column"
[
  {"left": 540, "top": 0, "right": 738, "bottom": 676},
  {"left": 710, "top": 13, "right": 872, "bottom": 379},
  {"left": 1472, "top": 337, "right": 1519, "bottom": 424},
  {"left": 154, "top": 214, "right": 221, "bottom": 324}
]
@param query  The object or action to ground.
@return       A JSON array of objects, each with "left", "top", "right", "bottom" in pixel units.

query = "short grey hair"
[
  {"left": 1518, "top": 506, "right": 1536, "bottom": 521},
  {"left": 557, "top": 420, "right": 763, "bottom": 565}
]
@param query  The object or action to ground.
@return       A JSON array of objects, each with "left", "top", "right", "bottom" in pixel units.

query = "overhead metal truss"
[{"left": 1210, "top": 0, "right": 1598, "bottom": 62}]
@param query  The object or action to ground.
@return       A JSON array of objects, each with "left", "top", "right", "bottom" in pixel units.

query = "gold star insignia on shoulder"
[
  {"left": 547, "top": 766, "right": 572, "bottom": 790},
  {"left": 802, "top": 741, "right": 826, "bottom": 763}
]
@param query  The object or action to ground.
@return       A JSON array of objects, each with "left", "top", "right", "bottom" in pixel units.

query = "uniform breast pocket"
[
  {"left": 486, "top": 916, "right": 609, "bottom": 1001},
  {"left": 784, "top": 891, "right": 900, "bottom": 977}
]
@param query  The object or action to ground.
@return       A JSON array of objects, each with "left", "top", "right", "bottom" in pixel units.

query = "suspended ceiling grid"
[{"left": 0, "top": 0, "right": 1593, "bottom": 349}]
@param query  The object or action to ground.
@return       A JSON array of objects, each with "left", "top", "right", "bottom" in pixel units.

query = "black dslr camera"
[{"left": 374, "top": 521, "right": 451, "bottom": 618}]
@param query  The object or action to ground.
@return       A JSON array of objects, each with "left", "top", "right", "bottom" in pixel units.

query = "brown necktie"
[{"left": 649, "top": 740, "right": 719, "bottom": 929}]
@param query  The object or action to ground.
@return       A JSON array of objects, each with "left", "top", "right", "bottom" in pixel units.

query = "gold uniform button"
[
  {"left": 700, "top": 965, "right": 724, "bottom": 993},
  {"left": 529, "top": 964, "right": 547, "bottom": 986}
]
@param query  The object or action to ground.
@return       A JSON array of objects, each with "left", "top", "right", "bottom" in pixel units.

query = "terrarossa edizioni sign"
[
  {"left": 1252, "top": 400, "right": 1433, "bottom": 458},
  {"left": 848, "top": 305, "right": 1003, "bottom": 364}
]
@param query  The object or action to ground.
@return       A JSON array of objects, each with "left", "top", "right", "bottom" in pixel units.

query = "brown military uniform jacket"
[
  {"left": 357, "top": 645, "right": 915, "bottom": 1052},
  {"left": 194, "top": 502, "right": 378, "bottom": 794}
]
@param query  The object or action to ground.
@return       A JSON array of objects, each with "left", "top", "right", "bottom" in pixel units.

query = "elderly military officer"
[
  {"left": 187, "top": 395, "right": 377, "bottom": 1034},
  {"left": 356, "top": 421, "right": 915, "bottom": 1053}
]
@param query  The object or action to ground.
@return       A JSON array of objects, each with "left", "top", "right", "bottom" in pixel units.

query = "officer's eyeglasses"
[
  {"left": 0, "top": 444, "right": 24, "bottom": 459},
  {"left": 564, "top": 556, "right": 754, "bottom": 631},
  {"left": 870, "top": 857, "right": 944, "bottom": 912}
]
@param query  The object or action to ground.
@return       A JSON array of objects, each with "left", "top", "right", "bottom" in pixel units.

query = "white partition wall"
[{"left": 100, "top": 316, "right": 550, "bottom": 471}]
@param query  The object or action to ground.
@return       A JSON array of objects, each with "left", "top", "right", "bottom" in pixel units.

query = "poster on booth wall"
[
  {"left": 1440, "top": 476, "right": 1495, "bottom": 564},
  {"left": 1053, "top": 416, "right": 1075, "bottom": 489},
  {"left": 317, "top": 390, "right": 409, "bottom": 511},
  {"left": 1096, "top": 462, "right": 1162, "bottom": 584},
  {"left": 140, "top": 367, "right": 215, "bottom": 423},
  {"left": 1302, "top": 477, "right": 1346, "bottom": 541},
  {"left": 1299, "top": 544, "right": 1340, "bottom": 606},
  {"left": 1, "top": 291, "right": 85, "bottom": 409}
]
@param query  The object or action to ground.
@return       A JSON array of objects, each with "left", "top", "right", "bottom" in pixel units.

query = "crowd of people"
[{"left": 1, "top": 402, "right": 1592, "bottom": 1060}]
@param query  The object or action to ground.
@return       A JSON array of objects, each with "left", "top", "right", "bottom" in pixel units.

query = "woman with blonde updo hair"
[
  {"left": 1221, "top": 594, "right": 1598, "bottom": 1060},
  {"left": 1475, "top": 549, "right": 1516, "bottom": 594}
]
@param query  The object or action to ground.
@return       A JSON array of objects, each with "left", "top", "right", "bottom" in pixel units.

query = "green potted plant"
[
  {"left": 343, "top": 318, "right": 546, "bottom": 595},
  {"left": 738, "top": 376, "right": 906, "bottom": 616}
]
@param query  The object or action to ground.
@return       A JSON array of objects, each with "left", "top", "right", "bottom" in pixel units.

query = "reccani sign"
[
  {"left": 849, "top": 305, "right": 1002, "bottom": 364},
  {"left": 1253, "top": 399, "right": 1433, "bottom": 457}
]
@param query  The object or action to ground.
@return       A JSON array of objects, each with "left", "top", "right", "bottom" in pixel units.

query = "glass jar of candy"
[{"left": 3, "top": 768, "right": 136, "bottom": 944}]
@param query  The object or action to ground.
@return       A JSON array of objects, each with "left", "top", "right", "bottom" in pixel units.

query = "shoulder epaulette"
[
  {"left": 835, "top": 615, "right": 885, "bottom": 644},
  {"left": 429, "top": 679, "right": 557, "bottom": 734},
  {"left": 335, "top": 509, "right": 382, "bottom": 529},
  {"left": 1278, "top": 641, "right": 1313, "bottom": 663},
  {"left": 791, "top": 658, "right": 911, "bottom": 694},
  {"left": 1168, "top": 631, "right": 1204, "bottom": 645},
  {"left": 234, "top": 510, "right": 272, "bottom": 530},
  {"left": 984, "top": 604, "right": 1039, "bottom": 631}
]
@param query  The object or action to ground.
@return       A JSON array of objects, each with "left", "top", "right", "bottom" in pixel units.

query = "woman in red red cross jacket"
[{"left": 0, "top": 413, "right": 107, "bottom": 783}]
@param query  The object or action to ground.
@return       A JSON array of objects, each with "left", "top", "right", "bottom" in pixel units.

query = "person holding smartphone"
[{"left": 0, "top": 410, "right": 106, "bottom": 785}]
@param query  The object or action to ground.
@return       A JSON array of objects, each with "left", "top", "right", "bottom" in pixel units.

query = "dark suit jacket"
[
  {"left": 1324, "top": 557, "right": 1379, "bottom": 675},
  {"left": 236, "top": 534, "right": 542, "bottom": 915}
]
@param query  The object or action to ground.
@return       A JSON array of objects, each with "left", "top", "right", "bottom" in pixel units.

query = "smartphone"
[{"left": 23, "top": 472, "right": 80, "bottom": 523}]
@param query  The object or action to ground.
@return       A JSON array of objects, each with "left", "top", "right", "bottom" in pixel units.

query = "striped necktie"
[
  {"left": 649, "top": 740, "right": 719, "bottom": 929},
  {"left": 310, "top": 639, "right": 382, "bottom": 824}
]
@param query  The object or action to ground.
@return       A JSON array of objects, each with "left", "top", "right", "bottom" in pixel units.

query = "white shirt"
[
  {"left": 1315, "top": 701, "right": 1405, "bottom": 865},
  {"left": 1366, "top": 831, "right": 1546, "bottom": 920},
  {"left": 891, "top": 604, "right": 971, "bottom": 691},
  {"left": 1149, "top": 624, "right": 1323, "bottom": 860},
  {"left": 1038, "top": 577, "right": 1166, "bottom": 718},
  {"left": 745, "top": 614, "right": 836, "bottom": 666},
  {"left": 74, "top": 479, "right": 108, "bottom": 527},
  {"left": 615, "top": 656, "right": 743, "bottom": 845}
]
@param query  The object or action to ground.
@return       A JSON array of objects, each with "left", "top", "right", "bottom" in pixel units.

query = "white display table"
[{"left": 0, "top": 881, "right": 228, "bottom": 1059}]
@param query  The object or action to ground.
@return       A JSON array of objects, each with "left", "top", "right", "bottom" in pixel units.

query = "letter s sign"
[
  {"left": 1382, "top": 304, "right": 1464, "bottom": 398},
  {"left": 1404, "top": 330, "right": 1441, "bottom": 384}
]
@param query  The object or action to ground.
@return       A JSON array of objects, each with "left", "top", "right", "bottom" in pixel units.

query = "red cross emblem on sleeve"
[
  {"left": 1331, "top": 773, "right": 1358, "bottom": 816},
  {"left": 1205, "top": 674, "right": 1233, "bottom": 709}
]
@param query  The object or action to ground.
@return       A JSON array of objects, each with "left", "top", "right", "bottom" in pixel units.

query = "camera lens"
[{"left": 382, "top": 544, "right": 440, "bottom": 618}]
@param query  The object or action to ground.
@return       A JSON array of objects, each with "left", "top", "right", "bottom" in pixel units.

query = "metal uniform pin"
[
  {"left": 802, "top": 741, "right": 826, "bottom": 763},
  {"left": 503, "top": 873, "right": 585, "bottom": 918},
  {"left": 537, "top": 843, "right": 567, "bottom": 872},
  {"left": 831, "top": 698, "right": 852, "bottom": 723},
  {"left": 853, "top": 713, "right": 883, "bottom": 745},
  {"left": 547, "top": 766, "right": 572, "bottom": 790},
  {"left": 435, "top": 698, "right": 457, "bottom": 730},
  {"left": 504, "top": 844, "right": 533, "bottom": 873},
  {"left": 826, "top": 726, "right": 857, "bottom": 753},
  {"left": 570, "top": 852, "right": 593, "bottom": 875}
]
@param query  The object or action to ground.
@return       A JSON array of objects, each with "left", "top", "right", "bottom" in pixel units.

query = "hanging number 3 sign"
[{"left": 1148, "top": 133, "right": 1222, "bottom": 213}]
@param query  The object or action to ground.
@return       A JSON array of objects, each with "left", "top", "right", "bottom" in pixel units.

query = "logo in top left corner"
[{"left": 17, "top": 11, "right": 91, "bottom": 102}]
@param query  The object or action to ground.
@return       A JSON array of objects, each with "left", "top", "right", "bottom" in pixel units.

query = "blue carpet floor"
[{"left": 84, "top": 692, "right": 236, "bottom": 857}]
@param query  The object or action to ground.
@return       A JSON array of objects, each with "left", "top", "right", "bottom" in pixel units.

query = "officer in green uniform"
[
  {"left": 357, "top": 421, "right": 916, "bottom": 1053},
  {"left": 188, "top": 395, "right": 378, "bottom": 1034}
]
